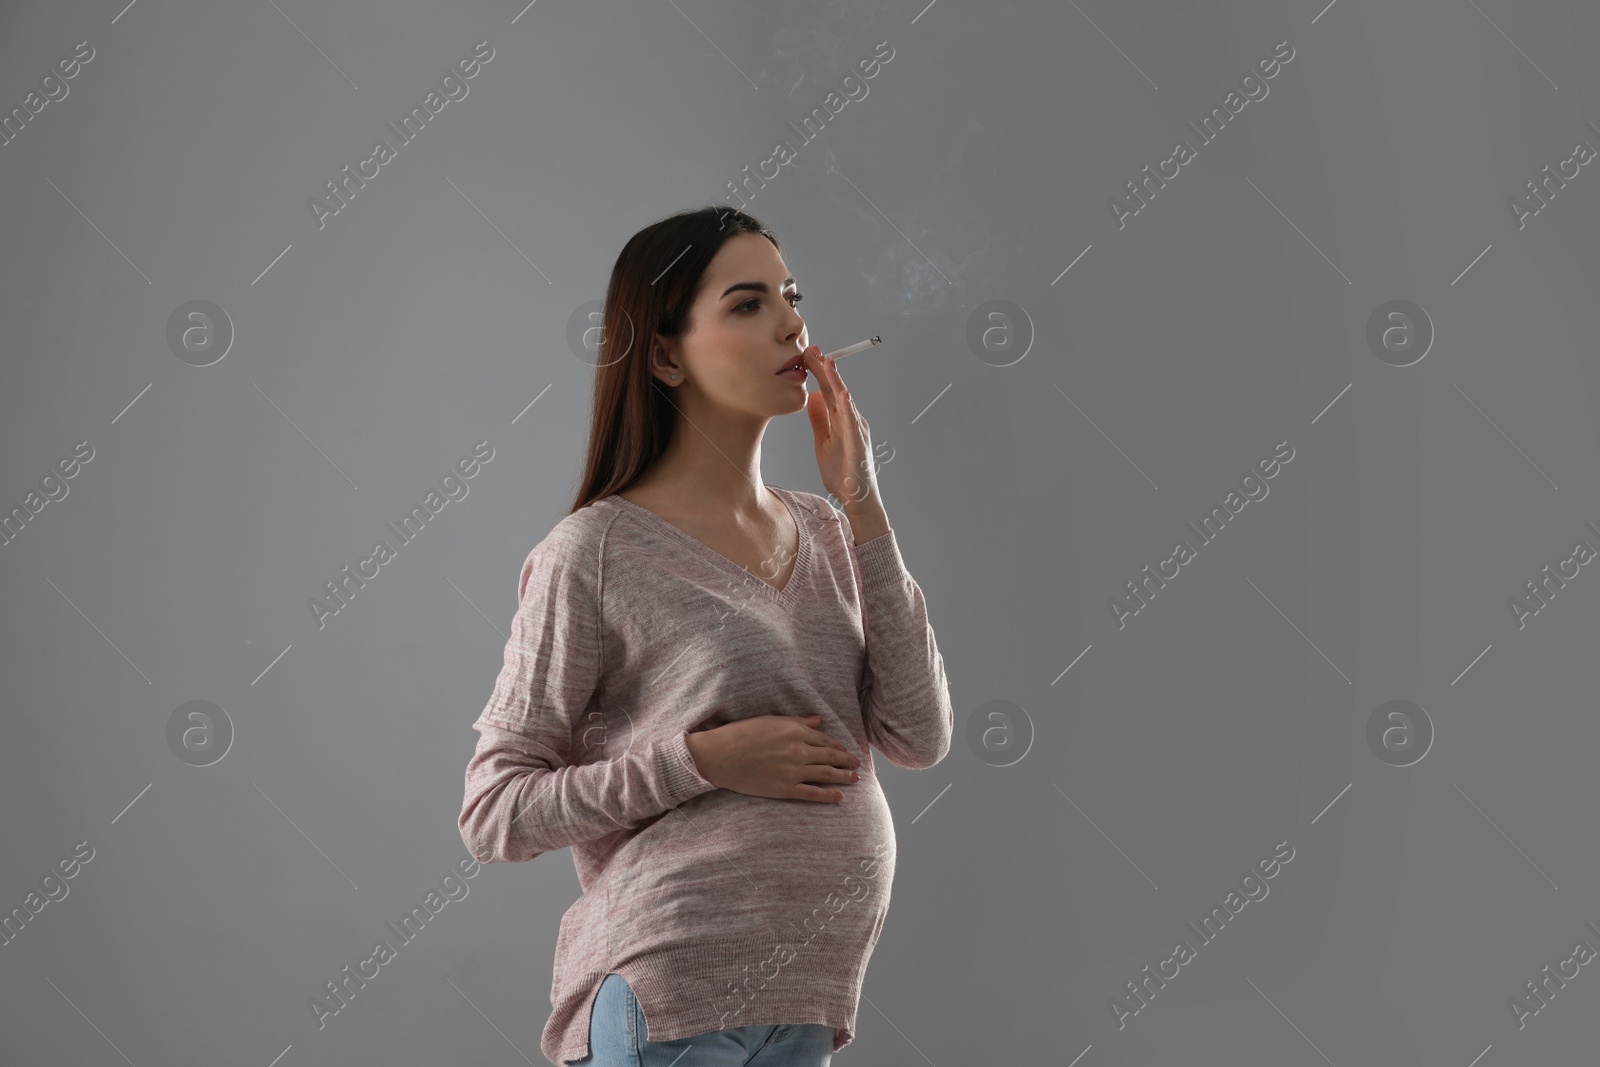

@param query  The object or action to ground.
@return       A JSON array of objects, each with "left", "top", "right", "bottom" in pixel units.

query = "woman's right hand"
[{"left": 685, "top": 713, "right": 861, "bottom": 803}]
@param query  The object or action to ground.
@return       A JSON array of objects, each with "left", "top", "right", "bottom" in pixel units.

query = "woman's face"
[{"left": 652, "top": 232, "right": 811, "bottom": 418}]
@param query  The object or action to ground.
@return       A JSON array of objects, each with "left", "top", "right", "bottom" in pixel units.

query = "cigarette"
[{"left": 822, "top": 335, "right": 882, "bottom": 361}]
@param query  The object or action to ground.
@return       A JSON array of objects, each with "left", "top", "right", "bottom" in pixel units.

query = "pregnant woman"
[{"left": 458, "top": 205, "right": 953, "bottom": 1067}]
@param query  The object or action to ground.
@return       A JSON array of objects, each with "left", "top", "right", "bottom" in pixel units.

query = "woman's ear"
[{"left": 649, "top": 336, "right": 682, "bottom": 382}]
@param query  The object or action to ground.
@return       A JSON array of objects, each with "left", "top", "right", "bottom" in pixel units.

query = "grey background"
[{"left": 3, "top": 0, "right": 1598, "bottom": 1064}]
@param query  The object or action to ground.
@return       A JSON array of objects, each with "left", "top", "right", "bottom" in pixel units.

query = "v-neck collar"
[{"left": 607, "top": 484, "right": 811, "bottom": 607}]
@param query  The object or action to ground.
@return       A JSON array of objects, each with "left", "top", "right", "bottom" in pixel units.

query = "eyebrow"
[{"left": 719, "top": 275, "right": 797, "bottom": 299}]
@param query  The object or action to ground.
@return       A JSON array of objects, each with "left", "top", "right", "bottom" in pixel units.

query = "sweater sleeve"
[
  {"left": 842, "top": 515, "right": 955, "bottom": 770},
  {"left": 458, "top": 521, "right": 718, "bottom": 865}
]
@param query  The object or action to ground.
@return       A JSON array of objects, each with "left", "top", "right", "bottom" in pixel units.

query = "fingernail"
[{"left": 851, "top": 772, "right": 860, "bottom": 782}]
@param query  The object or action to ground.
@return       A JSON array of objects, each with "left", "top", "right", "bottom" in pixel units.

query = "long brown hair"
[{"left": 569, "top": 204, "right": 781, "bottom": 514}]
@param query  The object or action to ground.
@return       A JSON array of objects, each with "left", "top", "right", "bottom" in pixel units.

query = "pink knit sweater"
[{"left": 457, "top": 485, "right": 952, "bottom": 1065}]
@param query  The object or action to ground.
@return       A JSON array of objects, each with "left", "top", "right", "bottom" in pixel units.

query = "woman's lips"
[{"left": 776, "top": 367, "right": 806, "bottom": 381}]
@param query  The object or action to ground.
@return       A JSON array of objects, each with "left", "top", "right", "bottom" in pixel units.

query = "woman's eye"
[{"left": 737, "top": 292, "right": 804, "bottom": 312}]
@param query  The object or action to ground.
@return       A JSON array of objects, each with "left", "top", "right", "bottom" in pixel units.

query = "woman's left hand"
[{"left": 801, "top": 345, "right": 879, "bottom": 510}]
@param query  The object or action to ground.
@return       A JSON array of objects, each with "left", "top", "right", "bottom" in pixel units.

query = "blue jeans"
[{"left": 570, "top": 972, "right": 835, "bottom": 1066}]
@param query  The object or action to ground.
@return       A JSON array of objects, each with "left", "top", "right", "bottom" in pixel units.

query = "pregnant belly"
[{"left": 604, "top": 773, "right": 896, "bottom": 943}]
